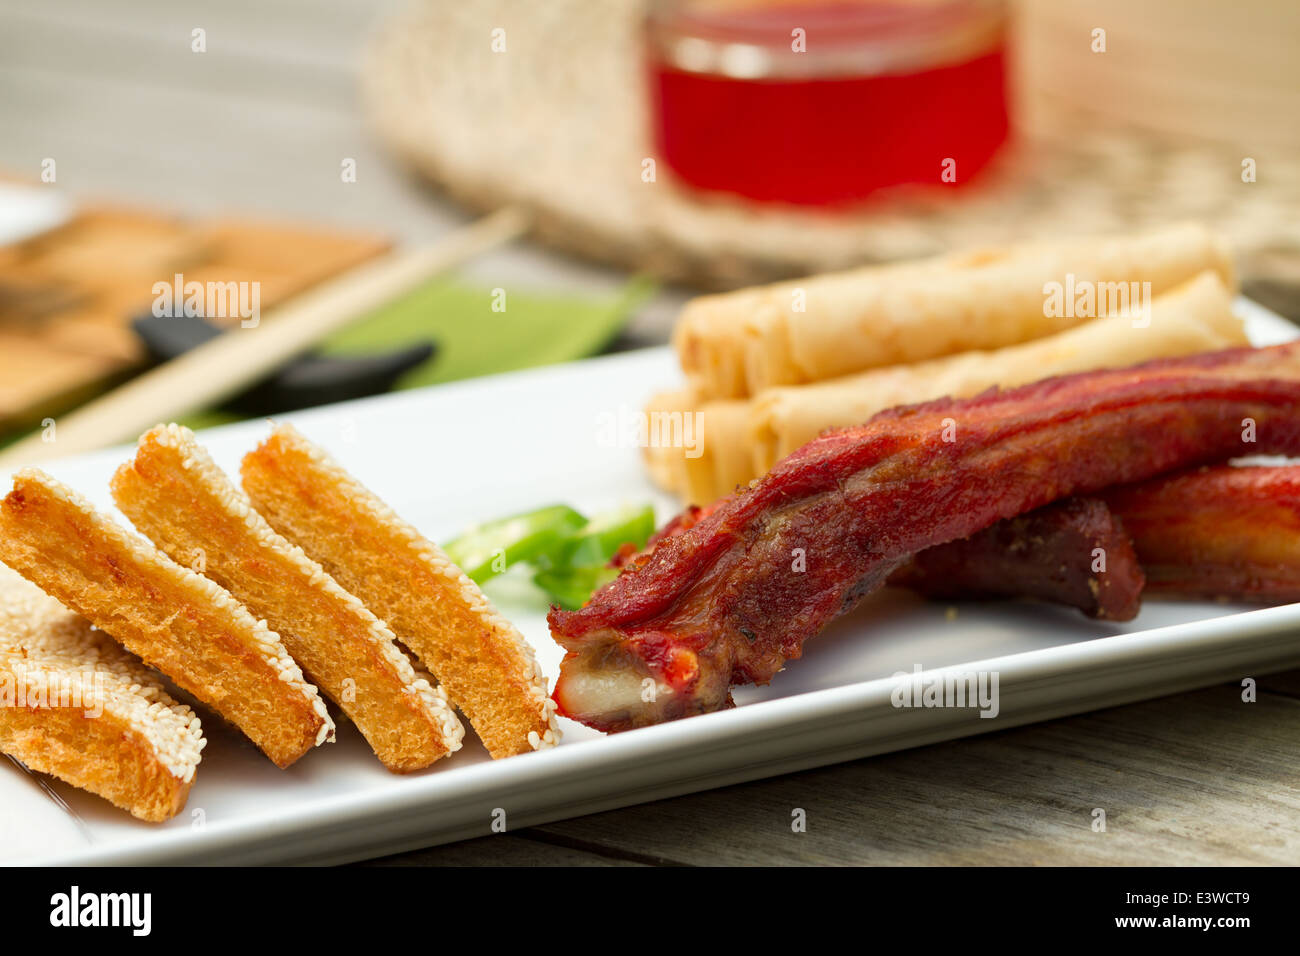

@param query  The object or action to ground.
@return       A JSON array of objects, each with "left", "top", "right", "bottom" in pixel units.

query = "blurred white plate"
[
  {"left": 3, "top": 297, "right": 1299, "bottom": 865},
  {"left": 0, "top": 184, "right": 72, "bottom": 246}
]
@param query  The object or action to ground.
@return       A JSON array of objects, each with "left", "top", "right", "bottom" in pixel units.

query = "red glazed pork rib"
[
  {"left": 550, "top": 344, "right": 1300, "bottom": 733},
  {"left": 889, "top": 496, "right": 1145, "bottom": 621},
  {"left": 1104, "top": 464, "right": 1300, "bottom": 602}
]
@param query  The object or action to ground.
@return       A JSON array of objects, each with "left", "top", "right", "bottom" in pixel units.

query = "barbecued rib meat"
[
  {"left": 888, "top": 497, "right": 1145, "bottom": 620},
  {"left": 638, "top": 497, "right": 1145, "bottom": 619},
  {"left": 827, "top": 464, "right": 1300, "bottom": 614},
  {"left": 1104, "top": 464, "right": 1300, "bottom": 602},
  {"left": 549, "top": 343, "right": 1300, "bottom": 733}
]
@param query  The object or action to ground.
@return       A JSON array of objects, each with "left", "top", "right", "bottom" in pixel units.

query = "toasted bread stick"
[
  {"left": 0, "top": 470, "right": 332, "bottom": 768},
  {"left": 112, "top": 425, "right": 463, "bottom": 772},
  {"left": 241, "top": 424, "right": 560, "bottom": 758},
  {"left": 0, "top": 565, "right": 205, "bottom": 822}
]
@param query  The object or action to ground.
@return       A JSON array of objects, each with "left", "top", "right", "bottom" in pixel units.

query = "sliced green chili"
[
  {"left": 532, "top": 565, "right": 622, "bottom": 611},
  {"left": 442, "top": 504, "right": 586, "bottom": 583},
  {"left": 543, "top": 503, "right": 657, "bottom": 570}
]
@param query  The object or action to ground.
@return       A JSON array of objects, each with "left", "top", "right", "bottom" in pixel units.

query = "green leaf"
[{"left": 320, "top": 275, "right": 655, "bottom": 388}]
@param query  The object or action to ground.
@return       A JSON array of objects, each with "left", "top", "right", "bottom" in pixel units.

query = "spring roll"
[
  {"left": 642, "top": 388, "right": 694, "bottom": 494},
  {"left": 679, "top": 398, "right": 753, "bottom": 504},
  {"left": 750, "top": 270, "right": 1245, "bottom": 477},
  {"left": 674, "top": 223, "right": 1235, "bottom": 399}
]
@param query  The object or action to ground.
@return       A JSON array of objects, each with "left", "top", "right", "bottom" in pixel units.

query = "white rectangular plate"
[{"left": 5, "top": 299, "right": 1300, "bottom": 865}]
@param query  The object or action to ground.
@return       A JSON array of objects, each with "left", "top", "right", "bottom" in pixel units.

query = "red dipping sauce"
[{"left": 647, "top": 0, "right": 1010, "bottom": 205}]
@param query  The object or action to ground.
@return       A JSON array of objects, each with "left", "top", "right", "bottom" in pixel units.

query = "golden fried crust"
[
  {"left": 242, "top": 425, "right": 560, "bottom": 758},
  {"left": 0, "top": 470, "right": 332, "bottom": 768},
  {"left": 0, "top": 566, "right": 204, "bottom": 822},
  {"left": 112, "top": 425, "right": 463, "bottom": 772},
  {"left": 0, "top": 705, "right": 191, "bottom": 822}
]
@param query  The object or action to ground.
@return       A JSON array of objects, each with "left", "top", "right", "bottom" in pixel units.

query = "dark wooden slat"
[
  {"left": 0, "top": 0, "right": 397, "bottom": 75},
  {"left": 353, "top": 833, "right": 647, "bottom": 867},
  {"left": 1258, "top": 668, "right": 1300, "bottom": 699},
  {"left": 365, "top": 680, "right": 1300, "bottom": 866},
  {"left": 0, "top": 8, "right": 355, "bottom": 110}
]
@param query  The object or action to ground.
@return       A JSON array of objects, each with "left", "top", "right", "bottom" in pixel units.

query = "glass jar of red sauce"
[{"left": 646, "top": 0, "right": 1010, "bottom": 205}]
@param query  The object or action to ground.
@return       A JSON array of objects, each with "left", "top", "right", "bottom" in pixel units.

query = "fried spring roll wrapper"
[
  {"left": 643, "top": 388, "right": 753, "bottom": 502},
  {"left": 642, "top": 388, "right": 694, "bottom": 494},
  {"left": 680, "top": 398, "right": 752, "bottom": 504},
  {"left": 0, "top": 470, "right": 333, "bottom": 768},
  {"left": 0, "top": 565, "right": 205, "bottom": 822},
  {"left": 552, "top": 343, "right": 1300, "bottom": 733},
  {"left": 889, "top": 497, "right": 1146, "bottom": 620},
  {"left": 675, "top": 287, "right": 765, "bottom": 400},
  {"left": 111, "top": 425, "right": 464, "bottom": 772},
  {"left": 1103, "top": 465, "right": 1300, "bottom": 602},
  {"left": 662, "top": 271, "right": 1245, "bottom": 504},
  {"left": 241, "top": 424, "right": 560, "bottom": 758},
  {"left": 750, "top": 271, "right": 1246, "bottom": 478},
  {"left": 674, "top": 223, "right": 1236, "bottom": 399}
]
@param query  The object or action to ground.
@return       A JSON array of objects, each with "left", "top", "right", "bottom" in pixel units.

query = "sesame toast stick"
[
  {"left": 0, "top": 564, "right": 205, "bottom": 822},
  {"left": 0, "top": 469, "right": 333, "bottom": 768},
  {"left": 241, "top": 424, "right": 560, "bottom": 758},
  {"left": 112, "top": 425, "right": 463, "bottom": 772}
]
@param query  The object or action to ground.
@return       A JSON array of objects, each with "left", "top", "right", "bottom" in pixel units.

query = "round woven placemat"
[{"left": 363, "top": 0, "right": 1300, "bottom": 289}]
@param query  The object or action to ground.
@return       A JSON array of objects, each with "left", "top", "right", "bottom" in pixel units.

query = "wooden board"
[
  {"left": 0, "top": 203, "right": 388, "bottom": 431},
  {"left": 372, "top": 673, "right": 1300, "bottom": 866}
]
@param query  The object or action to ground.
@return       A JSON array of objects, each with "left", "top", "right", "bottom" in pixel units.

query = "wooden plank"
[
  {"left": 0, "top": 0, "right": 402, "bottom": 77},
  {"left": 0, "top": 67, "right": 464, "bottom": 242},
  {"left": 0, "top": 9, "right": 354, "bottom": 110},
  {"left": 0, "top": 205, "right": 390, "bottom": 431},
  {"left": 1259, "top": 669, "right": 1300, "bottom": 699},
  {"left": 352, "top": 833, "right": 648, "bottom": 868},
  {"left": 0, "top": 208, "right": 525, "bottom": 465},
  {"left": 498, "top": 681, "right": 1300, "bottom": 866}
]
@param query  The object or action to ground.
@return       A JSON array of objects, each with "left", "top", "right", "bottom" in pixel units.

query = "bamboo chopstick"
[{"left": 0, "top": 207, "right": 529, "bottom": 470}]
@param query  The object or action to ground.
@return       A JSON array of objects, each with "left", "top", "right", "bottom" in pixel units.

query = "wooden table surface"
[{"left": 4, "top": 0, "right": 1299, "bottom": 866}]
